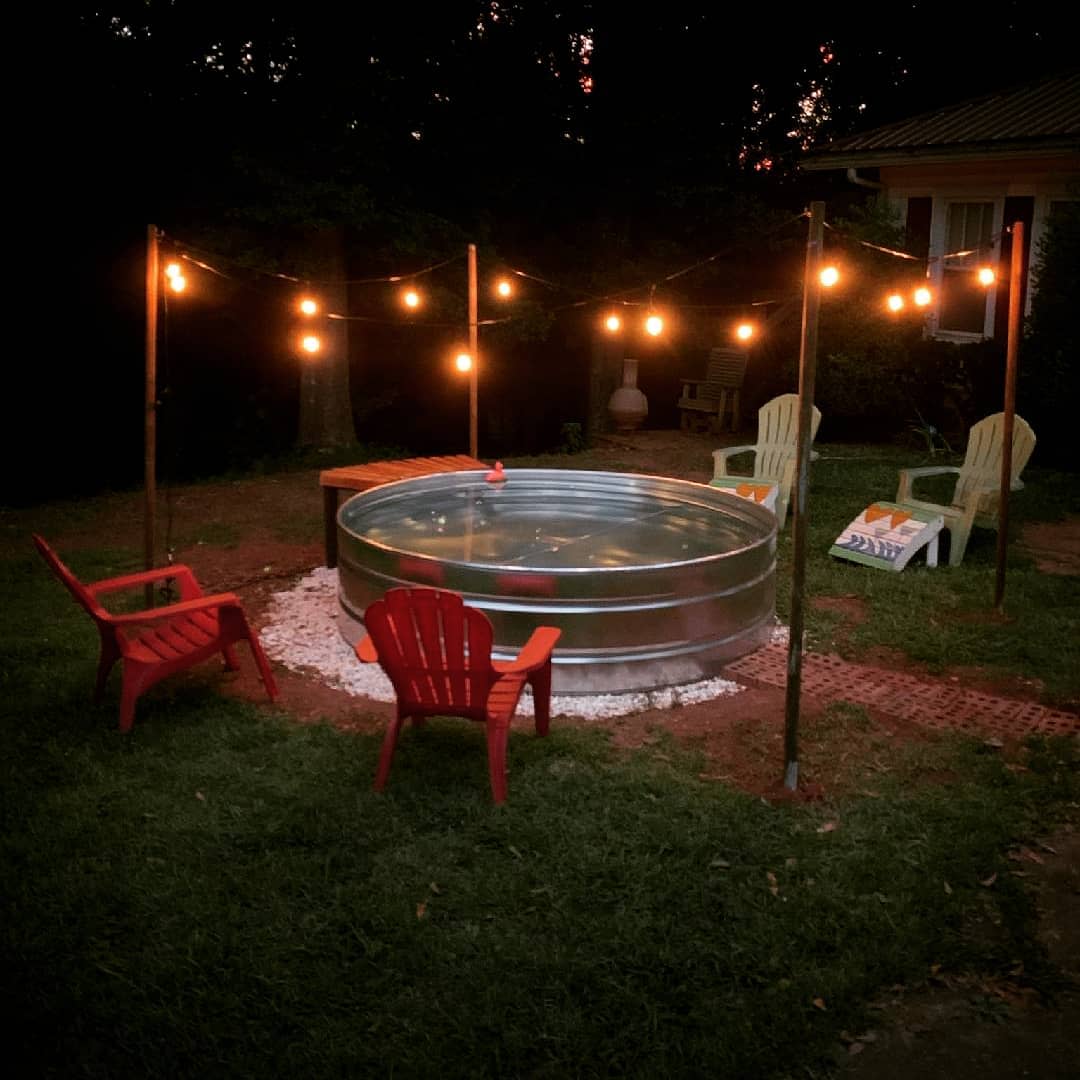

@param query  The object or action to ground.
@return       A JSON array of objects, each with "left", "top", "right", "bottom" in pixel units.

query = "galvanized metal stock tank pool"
[{"left": 337, "top": 469, "right": 777, "bottom": 694}]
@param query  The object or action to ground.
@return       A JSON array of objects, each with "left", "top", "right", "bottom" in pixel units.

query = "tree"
[
  {"left": 40, "top": 4, "right": 1076, "bottom": 485},
  {"left": 1021, "top": 198, "right": 1080, "bottom": 466}
]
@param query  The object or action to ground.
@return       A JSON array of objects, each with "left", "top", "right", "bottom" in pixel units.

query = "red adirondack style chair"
[
  {"left": 33, "top": 535, "right": 279, "bottom": 732},
  {"left": 356, "top": 587, "right": 561, "bottom": 804}
]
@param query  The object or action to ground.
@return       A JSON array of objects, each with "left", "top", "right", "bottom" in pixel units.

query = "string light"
[
  {"left": 171, "top": 214, "right": 993, "bottom": 348},
  {"left": 168, "top": 216, "right": 1003, "bottom": 371},
  {"left": 163, "top": 217, "right": 814, "bottom": 353},
  {"left": 163, "top": 261, "right": 187, "bottom": 292}
]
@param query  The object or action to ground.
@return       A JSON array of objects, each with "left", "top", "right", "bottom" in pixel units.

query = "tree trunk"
[
  {"left": 586, "top": 330, "right": 621, "bottom": 442},
  {"left": 297, "top": 227, "right": 356, "bottom": 449}
]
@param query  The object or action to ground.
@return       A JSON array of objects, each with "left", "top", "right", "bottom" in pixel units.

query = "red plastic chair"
[
  {"left": 33, "top": 535, "right": 279, "bottom": 732},
  {"left": 356, "top": 587, "right": 561, "bottom": 804}
]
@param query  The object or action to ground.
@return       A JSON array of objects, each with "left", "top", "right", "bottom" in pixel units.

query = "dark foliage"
[
  {"left": 10, "top": 7, "right": 1074, "bottom": 499},
  {"left": 1020, "top": 199, "right": 1080, "bottom": 467}
]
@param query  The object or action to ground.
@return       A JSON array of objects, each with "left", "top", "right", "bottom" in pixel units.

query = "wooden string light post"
[
  {"left": 468, "top": 242, "right": 479, "bottom": 459},
  {"left": 144, "top": 224, "right": 160, "bottom": 607},
  {"left": 780, "top": 207, "right": 1025, "bottom": 786},
  {"left": 783, "top": 200, "right": 825, "bottom": 792},
  {"left": 994, "top": 220, "right": 1023, "bottom": 612}
]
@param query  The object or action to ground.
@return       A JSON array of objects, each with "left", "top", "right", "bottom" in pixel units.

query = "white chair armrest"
[
  {"left": 712, "top": 445, "right": 756, "bottom": 479},
  {"left": 896, "top": 465, "right": 960, "bottom": 503}
]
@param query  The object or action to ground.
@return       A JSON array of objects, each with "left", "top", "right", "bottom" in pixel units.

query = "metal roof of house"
[{"left": 802, "top": 69, "right": 1080, "bottom": 169}]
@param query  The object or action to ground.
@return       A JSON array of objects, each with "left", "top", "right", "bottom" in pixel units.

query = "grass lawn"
[{"left": 2, "top": 436, "right": 1078, "bottom": 1077}]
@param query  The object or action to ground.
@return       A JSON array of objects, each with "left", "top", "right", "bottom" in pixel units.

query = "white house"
[{"left": 801, "top": 70, "right": 1080, "bottom": 341}]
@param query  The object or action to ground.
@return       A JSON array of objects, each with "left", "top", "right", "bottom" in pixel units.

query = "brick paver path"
[{"left": 726, "top": 643, "right": 1079, "bottom": 739}]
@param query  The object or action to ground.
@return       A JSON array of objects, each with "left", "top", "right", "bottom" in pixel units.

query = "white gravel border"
[{"left": 259, "top": 568, "right": 783, "bottom": 719}]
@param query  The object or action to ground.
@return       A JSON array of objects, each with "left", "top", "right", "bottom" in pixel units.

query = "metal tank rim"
[
  {"left": 335, "top": 467, "right": 777, "bottom": 695},
  {"left": 335, "top": 467, "right": 775, "bottom": 572}
]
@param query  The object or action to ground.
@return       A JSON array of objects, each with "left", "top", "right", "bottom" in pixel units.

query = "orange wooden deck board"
[
  {"left": 319, "top": 454, "right": 488, "bottom": 567},
  {"left": 320, "top": 454, "right": 485, "bottom": 491}
]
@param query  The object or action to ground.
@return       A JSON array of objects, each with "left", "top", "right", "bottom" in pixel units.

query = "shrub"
[{"left": 1020, "top": 198, "right": 1080, "bottom": 467}]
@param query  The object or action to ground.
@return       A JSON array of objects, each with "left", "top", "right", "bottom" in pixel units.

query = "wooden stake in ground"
[
  {"left": 468, "top": 243, "right": 479, "bottom": 459},
  {"left": 994, "top": 220, "right": 1024, "bottom": 612},
  {"left": 783, "top": 201, "right": 825, "bottom": 791},
  {"left": 144, "top": 224, "right": 159, "bottom": 607}
]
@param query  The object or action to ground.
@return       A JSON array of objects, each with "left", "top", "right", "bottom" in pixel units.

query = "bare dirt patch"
[
  {"left": 544, "top": 429, "right": 716, "bottom": 483},
  {"left": 839, "top": 827, "right": 1080, "bottom": 1080},
  {"left": 221, "top": 659, "right": 390, "bottom": 734},
  {"left": 812, "top": 594, "right": 870, "bottom": 626},
  {"left": 1020, "top": 514, "right": 1080, "bottom": 576}
]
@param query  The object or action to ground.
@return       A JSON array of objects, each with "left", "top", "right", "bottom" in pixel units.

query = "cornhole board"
[
  {"left": 830, "top": 501, "right": 944, "bottom": 572},
  {"left": 708, "top": 477, "right": 780, "bottom": 514}
]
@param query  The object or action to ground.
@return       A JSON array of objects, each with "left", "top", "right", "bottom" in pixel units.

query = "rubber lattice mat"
[{"left": 725, "top": 644, "right": 1080, "bottom": 738}]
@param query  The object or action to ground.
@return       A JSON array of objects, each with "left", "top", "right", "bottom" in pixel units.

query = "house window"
[{"left": 939, "top": 201, "right": 994, "bottom": 335}]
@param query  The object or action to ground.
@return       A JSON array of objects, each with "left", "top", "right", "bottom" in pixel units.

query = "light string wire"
[
  {"left": 537, "top": 211, "right": 811, "bottom": 313},
  {"left": 167, "top": 241, "right": 543, "bottom": 326},
  {"left": 323, "top": 312, "right": 515, "bottom": 327},
  {"left": 161, "top": 210, "right": 811, "bottom": 328},
  {"left": 166, "top": 242, "right": 784, "bottom": 327},
  {"left": 823, "top": 219, "right": 1006, "bottom": 265},
  {"left": 161, "top": 207, "right": 998, "bottom": 336},
  {"left": 164, "top": 232, "right": 465, "bottom": 285},
  {"left": 661, "top": 212, "right": 808, "bottom": 283}
]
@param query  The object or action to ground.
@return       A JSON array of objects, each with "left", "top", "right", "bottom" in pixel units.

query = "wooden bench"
[
  {"left": 320, "top": 454, "right": 487, "bottom": 568},
  {"left": 677, "top": 347, "right": 748, "bottom": 433}
]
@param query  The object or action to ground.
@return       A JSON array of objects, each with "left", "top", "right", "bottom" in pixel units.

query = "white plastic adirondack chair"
[
  {"left": 895, "top": 412, "right": 1036, "bottom": 566},
  {"left": 711, "top": 393, "right": 821, "bottom": 529}
]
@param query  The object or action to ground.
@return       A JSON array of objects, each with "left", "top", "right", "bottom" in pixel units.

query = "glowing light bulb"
[
  {"left": 913, "top": 286, "right": 932, "bottom": 307},
  {"left": 495, "top": 279, "right": 513, "bottom": 298},
  {"left": 977, "top": 266, "right": 996, "bottom": 287},
  {"left": 734, "top": 322, "right": 755, "bottom": 342},
  {"left": 298, "top": 297, "right": 318, "bottom": 316},
  {"left": 819, "top": 265, "right": 840, "bottom": 288},
  {"left": 886, "top": 293, "right": 905, "bottom": 313},
  {"left": 455, "top": 352, "right": 473, "bottom": 373},
  {"left": 169, "top": 274, "right": 187, "bottom": 293},
  {"left": 164, "top": 262, "right": 182, "bottom": 280},
  {"left": 301, "top": 335, "right": 321, "bottom": 354},
  {"left": 402, "top": 289, "right": 421, "bottom": 309},
  {"left": 604, "top": 313, "right": 622, "bottom": 333},
  {"left": 645, "top": 315, "right": 663, "bottom": 336}
]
